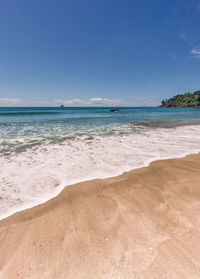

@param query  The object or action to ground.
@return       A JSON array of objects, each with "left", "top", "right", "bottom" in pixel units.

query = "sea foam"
[{"left": 1, "top": 124, "right": 200, "bottom": 220}]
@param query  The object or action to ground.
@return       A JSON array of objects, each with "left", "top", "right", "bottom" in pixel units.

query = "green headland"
[{"left": 161, "top": 90, "right": 200, "bottom": 107}]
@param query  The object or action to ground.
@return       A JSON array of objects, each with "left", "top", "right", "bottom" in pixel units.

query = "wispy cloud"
[
  {"left": 54, "top": 97, "right": 160, "bottom": 107},
  {"left": 178, "top": 31, "right": 193, "bottom": 45},
  {"left": 0, "top": 97, "right": 159, "bottom": 107},
  {"left": 190, "top": 47, "right": 200, "bottom": 59},
  {"left": 54, "top": 97, "right": 123, "bottom": 106},
  {"left": 178, "top": 32, "right": 187, "bottom": 41},
  {"left": 0, "top": 98, "right": 22, "bottom": 105},
  {"left": 34, "top": 100, "right": 53, "bottom": 106},
  {"left": 178, "top": 30, "right": 200, "bottom": 61}
]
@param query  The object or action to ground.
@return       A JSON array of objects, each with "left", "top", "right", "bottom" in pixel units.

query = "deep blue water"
[{"left": 1, "top": 106, "right": 200, "bottom": 151}]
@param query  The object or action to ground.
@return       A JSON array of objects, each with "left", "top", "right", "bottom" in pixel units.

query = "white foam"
[{"left": 1, "top": 125, "right": 200, "bottom": 220}]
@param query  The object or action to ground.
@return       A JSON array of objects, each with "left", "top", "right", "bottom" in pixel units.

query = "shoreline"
[
  {"left": 1, "top": 149, "right": 200, "bottom": 221},
  {"left": 1, "top": 122, "right": 200, "bottom": 221},
  {"left": 1, "top": 154, "right": 200, "bottom": 278}
]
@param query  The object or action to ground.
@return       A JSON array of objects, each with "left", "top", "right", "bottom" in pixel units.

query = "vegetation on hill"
[{"left": 161, "top": 90, "right": 200, "bottom": 107}]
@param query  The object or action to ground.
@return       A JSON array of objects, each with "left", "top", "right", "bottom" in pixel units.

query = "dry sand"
[{"left": 1, "top": 154, "right": 200, "bottom": 278}]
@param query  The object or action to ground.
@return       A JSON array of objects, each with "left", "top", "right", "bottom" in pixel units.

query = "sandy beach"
[{"left": 1, "top": 154, "right": 200, "bottom": 279}]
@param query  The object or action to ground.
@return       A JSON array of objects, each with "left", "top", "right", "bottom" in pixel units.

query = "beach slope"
[{"left": 1, "top": 155, "right": 200, "bottom": 278}]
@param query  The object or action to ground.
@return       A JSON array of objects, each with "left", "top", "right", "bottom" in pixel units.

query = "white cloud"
[
  {"left": 0, "top": 98, "right": 22, "bottom": 105},
  {"left": 54, "top": 97, "right": 123, "bottom": 106},
  {"left": 0, "top": 97, "right": 159, "bottom": 107},
  {"left": 54, "top": 97, "right": 160, "bottom": 107},
  {"left": 88, "top": 97, "right": 123, "bottom": 105},
  {"left": 190, "top": 47, "right": 200, "bottom": 59},
  {"left": 178, "top": 31, "right": 194, "bottom": 45},
  {"left": 54, "top": 99, "right": 86, "bottom": 105},
  {"left": 34, "top": 100, "right": 55, "bottom": 106}
]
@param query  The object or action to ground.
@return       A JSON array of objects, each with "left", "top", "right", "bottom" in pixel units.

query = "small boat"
[{"left": 109, "top": 109, "right": 120, "bottom": 112}]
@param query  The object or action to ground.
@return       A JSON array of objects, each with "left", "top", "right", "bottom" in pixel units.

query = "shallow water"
[{"left": 1, "top": 106, "right": 200, "bottom": 219}]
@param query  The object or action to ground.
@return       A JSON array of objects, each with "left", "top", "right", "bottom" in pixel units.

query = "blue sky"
[{"left": 0, "top": 0, "right": 200, "bottom": 106}]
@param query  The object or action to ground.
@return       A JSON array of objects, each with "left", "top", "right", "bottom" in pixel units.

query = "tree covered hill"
[{"left": 161, "top": 90, "right": 200, "bottom": 107}]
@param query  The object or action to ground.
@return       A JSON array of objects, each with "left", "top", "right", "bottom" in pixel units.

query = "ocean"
[{"left": 1, "top": 106, "right": 200, "bottom": 219}]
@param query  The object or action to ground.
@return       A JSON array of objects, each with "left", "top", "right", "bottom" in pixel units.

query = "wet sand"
[{"left": 1, "top": 154, "right": 200, "bottom": 278}]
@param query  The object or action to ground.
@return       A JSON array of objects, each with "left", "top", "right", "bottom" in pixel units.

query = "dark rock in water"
[
  {"left": 60, "top": 105, "right": 64, "bottom": 108},
  {"left": 131, "top": 120, "right": 184, "bottom": 129},
  {"left": 109, "top": 109, "right": 120, "bottom": 112}
]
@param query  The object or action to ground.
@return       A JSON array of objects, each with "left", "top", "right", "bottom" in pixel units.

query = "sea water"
[{"left": 1, "top": 106, "right": 200, "bottom": 219}]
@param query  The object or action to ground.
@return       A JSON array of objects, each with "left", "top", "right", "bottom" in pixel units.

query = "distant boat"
[
  {"left": 60, "top": 105, "right": 64, "bottom": 108},
  {"left": 109, "top": 109, "right": 120, "bottom": 112}
]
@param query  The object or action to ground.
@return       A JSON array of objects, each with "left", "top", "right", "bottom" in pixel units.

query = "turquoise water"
[
  {"left": 1, "top": 106, "right": 200, "bottom": 219},
  {"left": 1, "top": 106, "right": 200, "bottom": 151}
]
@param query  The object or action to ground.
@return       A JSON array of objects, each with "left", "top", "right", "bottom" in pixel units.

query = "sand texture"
[{"left": 1, "top": 154, "right": 200, "bottom": 278}]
